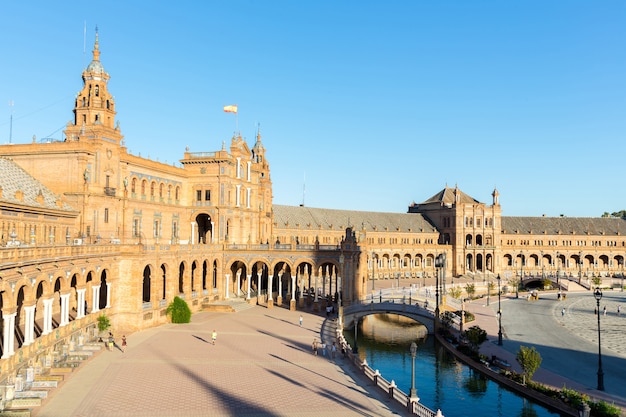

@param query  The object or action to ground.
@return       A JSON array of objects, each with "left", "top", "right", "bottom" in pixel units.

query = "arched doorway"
[{"left": 195, "top": 213, "right": 212, "bottom": 244}]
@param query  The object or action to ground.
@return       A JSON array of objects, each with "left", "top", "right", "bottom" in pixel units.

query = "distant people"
[
  {"left": 211, "top": 330, "right": 217, "bottom": 345},
  {"left": 312, "top": 339, "right": 318, "bottom": 355},
  {"left": 618, "top": 305, "right": 622, "bottom": 316},
  {"left": 603, "top": 306, "right": 607, "bottom": 316},
  {"left": 108, "top": 332, "right": 114, "bottom": 350},
  {"left": 331, "top": 342, "right": 337, "bottom": 359},
  {"left": 299, "top": 315, "right": 303, "bottom": 327},
  {"left": 561, "top": 308, "right": 565, "bottom": 316},
  {"left": 122, "top": 335, "right": 127, "bottom": 352}
]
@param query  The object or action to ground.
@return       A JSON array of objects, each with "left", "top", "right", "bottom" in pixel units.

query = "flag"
[{"left": 223, "top": 105, "right": 238, "bottom": 114}]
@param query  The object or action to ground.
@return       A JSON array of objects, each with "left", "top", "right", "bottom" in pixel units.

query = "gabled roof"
[
  {"left": 273, "top": 205, "right": 437, "bottom": 233},
  {"left": 421, "top": 186, "right": 481, "bottom": 206},
  {"left": 0, "top": 158, "right": 77, "bottom": 214},
  {"left": 502, "top": 216, "right": 626, "bottom": 236}
]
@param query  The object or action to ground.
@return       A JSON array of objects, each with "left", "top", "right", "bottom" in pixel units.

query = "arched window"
[
  {"left": 141, "top": 180, "right": 147, "bottom": 195},
  {"left": 131, "top": 178, "right": 137, "bottom": 193}
]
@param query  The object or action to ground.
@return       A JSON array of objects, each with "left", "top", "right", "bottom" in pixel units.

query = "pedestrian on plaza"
[
  {"left": 299, "top": 315, "right": 303, "bottom": 327},
  {"left": 312, "top": 339, "right": 318, "bottom": 355},
  {"left": 561, "top": 308, "right": 565, "bottom": 316},
  {"left": 594, "top": 307, "right": 597, "bottom": 315},
  {"left": 603, "top": 306, "right": 607, "bottom": 316},
  {"left": 331, "top": 342, "right": 337, "bottom": 359},
  {"left": 122, "top": 335, "right": 127, "bottom": 352},
  {"left": 108, "top": 332, "right": 115, "bottom": 351},
  {"left": 618, "top": 305, "right": 621, "bottom": 316},
  {"left": 321, "top": 342, "right": 326, "bottom": 356},
  {"left": 211, "top": 329, "right": 217, "bottom": 345}
]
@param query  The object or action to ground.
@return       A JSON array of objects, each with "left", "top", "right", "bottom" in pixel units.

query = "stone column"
[
  {"left": 106, "top": 282, "right": 112, "bottom": 308},
  {"left": 277, "top": 273, "right": 283, "bottom": 306},
  {"left": 225, "top": 274, "right": 230, "bottom": 299},
  {"left": 290, "top": 274, "right": 296, "bottom": 311},
  {"left": 246, "top": 274, "right": 251, "bottom": 300},
  {"left": 60, "top": 292, "right": 71, "bottom": 327},
  {"left": 42, "top": 298, "right": 54, "bottom": 335},
  {"left": 190, "top": 221, "right": 196, "bottom": 245},
  {"left": 256, "top": 272, "right": 262, "bottom": 305},
  {"left": 268, "top": 272, "right": 274, "bottom": 309},
  {"left": 236, "top": 270, "right": 242, "bottom": 297},
  {"left": 23, "top": 304, "right": 36, "bottom": 346},
  {"left": 1, "top": 312, "right": 16, "bottom": 359},
  {"left": 76, "top": 288, "right": 86, "bottom": 319},
  {"left": 92, "top": 286, "right": 101, "bottom": 313}
]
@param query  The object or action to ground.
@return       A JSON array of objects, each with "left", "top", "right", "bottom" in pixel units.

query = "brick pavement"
[{"left": 34, "top": 306, "right": 406, "bottom": 417}]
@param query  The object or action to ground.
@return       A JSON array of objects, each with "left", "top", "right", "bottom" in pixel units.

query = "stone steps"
[{"left": 0, "top": 409, "right": 32, "bottom": 417}]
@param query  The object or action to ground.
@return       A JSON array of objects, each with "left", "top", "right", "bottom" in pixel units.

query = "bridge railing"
[{"left": 334, "top": 324, "right": 443, "bottom": 417}]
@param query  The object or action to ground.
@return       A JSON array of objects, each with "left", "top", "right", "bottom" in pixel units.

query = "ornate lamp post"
[
  {"left": 371, "top": 253, "right": 376, "bottom": 291},
  {"left": 556, "top": 252, "right": 560, "bottom": 288},
  {"left": 497, "top": 274, "right": 503, "bottom": 346},
  {"left": 353, "top": 315, "right": 359, "bottom": 354},
  {"left": 579, "top": 251, "right": 583, "bottom": 284},
  {"left": 409, "top": 342, "right": 419, "bottom": 401},
  {"left": 338, "top": 253, "right": 344, "bottom": 327},
  {"left": 594, "top": 288, "right": 605, "bottom": 391}
]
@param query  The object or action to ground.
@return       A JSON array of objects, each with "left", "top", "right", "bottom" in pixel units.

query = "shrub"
[
  {"left": 166, "top": 296, "right": 191, "bottom": 323},
  {"left": 97, "top": 314, "right": 111, "bottom": 332}
]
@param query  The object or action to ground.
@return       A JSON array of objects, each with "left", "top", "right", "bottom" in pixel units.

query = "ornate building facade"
[{"left": 0, "top": 33, "right": 624, "bottom": 385}]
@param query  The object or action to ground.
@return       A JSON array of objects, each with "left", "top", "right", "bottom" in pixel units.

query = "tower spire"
[{"left": 92, "top": 26, "right": 100, "bottom": 62}]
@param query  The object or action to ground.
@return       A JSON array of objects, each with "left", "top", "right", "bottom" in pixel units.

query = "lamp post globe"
[{"left": 593, "top": 288, "right": 605, "bottom": 391}]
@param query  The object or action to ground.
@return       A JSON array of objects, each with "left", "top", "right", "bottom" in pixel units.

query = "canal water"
[{"left": 345, "top": 316, "right": 561, "bottom": 417}]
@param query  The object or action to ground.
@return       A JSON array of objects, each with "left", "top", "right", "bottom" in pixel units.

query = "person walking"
[
  {"left": 299, "top": 315, "right": 303, "bottom": 327},
  {"left": 121, "top": 335, "right": 127, "bottom": 352},
  {"left": 561, "top": 308, "right": 565, "bottom": 317},
  {"left": 618, "top": 305, "right": 621, "bottom": 316},
  {"left": 603, "top": 306, "right": 607, "bottom": 316},
  {"left": 312, "top": 339, "right": 318, "bottom": 355},
  {"left": 211, "top": 329, "right": 217, "bottom": 345}
]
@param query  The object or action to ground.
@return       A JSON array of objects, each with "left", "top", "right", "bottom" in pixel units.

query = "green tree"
[
  {"left": 166, "top": 296, "right": 192, "bottom": 323},
  {"left": 463, "top": 325, "right": 487, "bottom": 353},
  {"left": 516, "top": 345, "right": 542, "bottom": 383},
  {"left": 465, "top": 283, "right": 476, "bottom": 300}
]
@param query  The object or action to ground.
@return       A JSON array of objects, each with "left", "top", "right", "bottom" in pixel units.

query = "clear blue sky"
[{"left": 1, "top": 1, "right": 625, "bottom": 217}]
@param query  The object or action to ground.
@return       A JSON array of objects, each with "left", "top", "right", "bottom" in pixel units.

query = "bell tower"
[{"left": 64, "top": 28, "right": 123, "bottom": 144}]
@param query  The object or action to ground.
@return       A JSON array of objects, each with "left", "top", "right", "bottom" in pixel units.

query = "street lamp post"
[
  {"left": 371, "top": 253, "right": 376, "bottom": 291},
  {"left": 594, "top": 288, "right": 605, "bottom": 391},
  {"left": 497, "top": 274, "right": 503, "bottom": 346},
  {"left": 353, "top": 316, "right": 359, "bottom": 354},
  {"left": 556, "top": 252, "right": 560, "bottom": 288},
  {"left": 338, "top": 253, "right": 344, "bottom": 327},
  {"left": 579, "top": 252, "right": 583, "bottom": 284},
  {"left": 409, "top": 341, "right": 419, "bottom": 401}
]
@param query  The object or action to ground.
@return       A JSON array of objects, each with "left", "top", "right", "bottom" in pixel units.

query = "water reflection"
[{"left": 344, "top": 314, "right": 560, "bottom": 417}]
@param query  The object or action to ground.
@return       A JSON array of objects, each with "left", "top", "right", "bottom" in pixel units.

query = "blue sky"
[{"left": 1, "top": 1, "right": 625, "bottom": 217}]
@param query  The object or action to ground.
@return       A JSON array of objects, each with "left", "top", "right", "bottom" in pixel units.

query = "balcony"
[{"left": 104, "top": 187, "right": 116, "bottom": 197}]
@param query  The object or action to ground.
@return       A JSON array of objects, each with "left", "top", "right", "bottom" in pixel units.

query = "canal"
[{"left": 344, "top": 316, "right": 562, "bottom": 417}]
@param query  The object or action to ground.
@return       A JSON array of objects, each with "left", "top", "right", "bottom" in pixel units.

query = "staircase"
[{"left": 0, "top": 342, "right": 102, "bottom": 416}]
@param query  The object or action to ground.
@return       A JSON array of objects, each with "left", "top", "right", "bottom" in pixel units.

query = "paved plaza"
[
  {"left": 33, "top": 306, "right": 406, "bottom": 417},
  {"left": 32, "top": 280, "right": 626, "bottom": 416}
]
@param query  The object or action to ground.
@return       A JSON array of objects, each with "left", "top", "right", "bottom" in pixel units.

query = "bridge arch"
[{"left": 342, "top": 302, "right": 436, "bottom": 334}]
